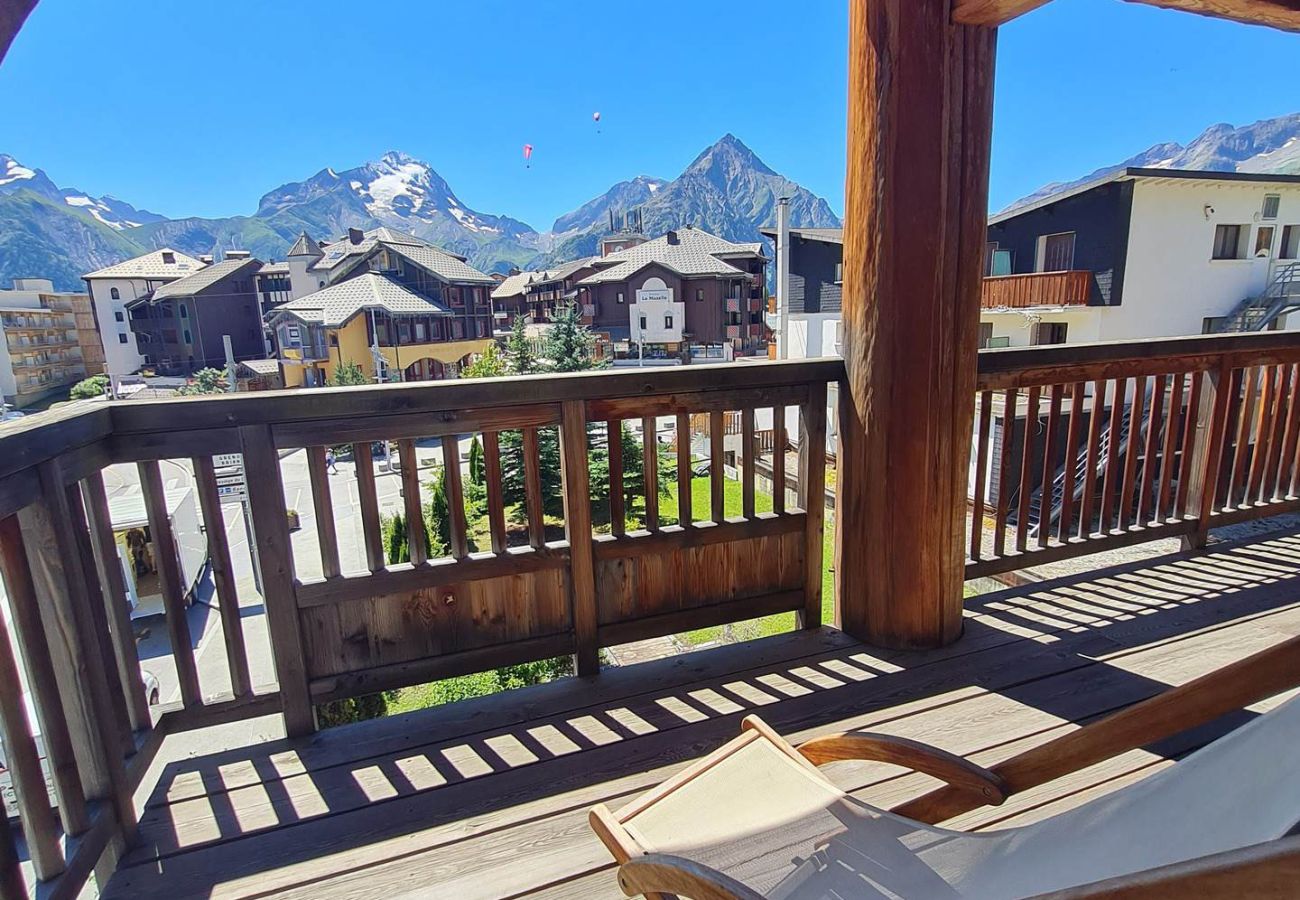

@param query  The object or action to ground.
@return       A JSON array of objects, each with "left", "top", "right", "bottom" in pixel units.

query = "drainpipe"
[{"left": 776, "top": 197, "right": 790, "bottom": 360}]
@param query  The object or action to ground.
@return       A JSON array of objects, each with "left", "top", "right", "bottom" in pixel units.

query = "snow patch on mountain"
[{"left": 0, "top": 158, "right": 36, "bottom": 185}]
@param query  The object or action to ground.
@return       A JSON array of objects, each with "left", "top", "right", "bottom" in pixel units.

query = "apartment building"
[
  {"left": 125, "top": 253, "right": 268, "bottom": 376},
  {"left": 82, "top": 248, "right": 206, "bottom": 375},
  {"left": 0, "top": 278, "right": 88, "bottom": 408},
  {"left": 573, "top": 226, "right": 768, "bottom": 364},
  {"left": 267, "top": 228, "right": 497, "bottom": 386}
]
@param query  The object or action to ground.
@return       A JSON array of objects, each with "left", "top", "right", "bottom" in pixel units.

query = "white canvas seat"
[{"left": 593, "top": 695, "right": 1300, "bottom": 899}]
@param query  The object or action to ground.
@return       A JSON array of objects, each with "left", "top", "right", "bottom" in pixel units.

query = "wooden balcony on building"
[{"left": 981, "top": 270, "right": 1092, "bottom": 309}]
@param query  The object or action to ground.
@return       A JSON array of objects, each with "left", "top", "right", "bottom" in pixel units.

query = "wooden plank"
[
  {"left": 1157, "top": 371, "right": 1184, "bottom": 521},
  {"left": 587, "top": 384, "right": 808, "bottom": 422},
  {"left": 964, "top": 519, "right": 1196, "bottom": 580},
  {"left": 0, "top": 574, "right": 64, "bottom": 880},
  {"left": 675, "top": 413, "right": 692, "bottom": 526},
  {"left": 0, "top": 814, "right": 24, "bottom": 900},
  {"left": 1280, "top": 364, "right": 1300, "bottom": 498},
  {"left": 709, "top": 410, "right": 725, "bottom": 523},
  {"left": 81, "top": 471, "right": 152, "bottom": 731},
  {"left": 641, "top": 416, "right": 658, "bottom": 532},
  {"left": 1057, "top": 382, "right": 1085, "bottom": 543},
  {"left": 192, "top": 457, "right": 252, "bottom": 700},
  {"left": 969, "top": 391, "right": 993, "bottom": 559},
  {"left": 441, "top": 435, "right": 469, "bottom": 560},
  {"left": 1121, "top": 0, "right": 1300, "bottom": 35},
  {"left": 606, "top": 420, "right": 625, "bottom": 536},
  {"left": 741, "top": 407, "right": 756, "bottom": 519},
  {"left": 304, "top": 447, "right": 342, "bottom": 578},
  {"left": 0, "top": 516, "right": 88, "bottom": 836},
  {"left": 0, "top": 403, "right": 110, "bottom": 482},
  {"left": 1137, "top": 374, "right": 1165, "bottom": 524},
  {"left": 598, "top": 591, "right": 805, "bottom": 648},
  {"left": 951, "top": 0, "right": 1051, "bottom": 27},
  {"left": 993, "top": 388, "right": 1017, "bottom": 555},
  {"left": 592, "top": 514, "right": 804, "bottom": 562},
  {"left": 1247, "top": 365, "right": 1276, "bottom": 503},
  {"left": 296, "top": 546, "right": 570, "bottom": 608},
  {"left": 1015, "top": 385, "right": 1040, "bottom": 553},
  {"left": 397, "top": 439, "right": 428, "bottom": 565},
  {"left": 138, "top": 459, "right": 201, "bottom": 708},
  {"left": 1079, "top": 380, "right": 1106, "bottom": 537},
  {"left": 559, "top": 401, "right": 599, "bottom": 676},
  {"left": 771, "top": 406, "right": 786, "bottom": 515},
  {"left": 157, "top": 688, "right": 282, "bottom": 734},
  {"left": 18, "top": 461, "right": 136, "bottom": 843},
  {"left": 1117, "top": 375, "right": 1145, "bottom": 530},
  {"left": 482, "top": 431, "right": 508, "bottom": 554},
  {"left": 1229, "top": 366, "right": 1257, "bottom": 508},
  {"left": 351, "top": 442, "right": 386, "bottom": 573},
  {"left": 238, "top": 425, "right": 314, "bottom": 737},
  {"left": 1099, "top": 377, "right": 1127, "bottom": 531},
  {"left": 273, "top": 403, "right": 558, "bottom": 449},
  {"left": 799, "top": 382, "right": 827, "bottom": 629},
  {"left": 1038, "top": 383, "right": 1063, "bottom": 547},
  {"left": 1190, "top": 364, "right": 1236, "bottom": 547},
  {"left": 523, "top": 427, "right": 546, "bottom": 550},
  {"left": 1262, "top": 363, "right": 1293, "bottom": 501},
  {"left": 1175, "top": 369, "right": 1204, "bottom": 519}
]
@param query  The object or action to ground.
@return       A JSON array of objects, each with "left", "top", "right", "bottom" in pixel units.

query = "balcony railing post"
[
  {"left": 239, "top": 424, "right": 315, "bottom": 736},
  {"left": 797, "top": 382, "right": 827, "bottom": 629},
  {"left": 1185, "top": 359, "right": 1235, "bottom": 550},
  {"left": 559, "top": 400, "right": 600, "bottom": 675}
]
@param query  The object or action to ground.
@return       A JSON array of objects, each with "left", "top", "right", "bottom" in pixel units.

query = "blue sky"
[{"left": 1, "top": 0, "right": 1296, "bottom": 230}]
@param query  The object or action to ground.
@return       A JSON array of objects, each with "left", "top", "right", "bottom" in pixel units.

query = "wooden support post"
[
  {"left": 798, "top": 383, "right": 827, "bottom": 629},
  {"left": 352, "top": 442, "right": 386, "bottom": 573},
  {"left": 837, "top": 0, "right": 996, "bottom": 648},
  {"left": 1186, "top": 362, "right": 1235, "bottom": 550},
  {"left": 559, "top": 401, "right": 599, "bottom": 676},
  {"left": 238, "top": 425, "right": 315, "bottom": 736}
]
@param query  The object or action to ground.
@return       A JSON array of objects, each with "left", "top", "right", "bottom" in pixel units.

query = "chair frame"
[{"left": 590, "top": 633, "right": 1300, "bottom": 899}]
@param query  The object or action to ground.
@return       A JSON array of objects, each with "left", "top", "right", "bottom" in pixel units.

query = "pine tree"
[
  {"left": 469, "top": 435, "right": 485, "bottom": 484},
  {"left": 383, "top": 513, "right": 408, "bottom": 564},
  {"left": 330, "top": 360, "right": 370, "bottom": 387},
  {"left": 544, "top": 302, "right": 603, "bottom": 372},
  {"left": 461, "top": 344, "right": 508, "bottom": 379},
  {"left": 505, "top": 314, "right": 539, "bottom": 375}
]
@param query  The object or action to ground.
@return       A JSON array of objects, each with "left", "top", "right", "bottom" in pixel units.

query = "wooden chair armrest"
[
  {"left": 796, "top": 732, "right": 1010, "bottom": 806},
  {"left": 618, "top": 854, "right": 764, "bottom": 900}
]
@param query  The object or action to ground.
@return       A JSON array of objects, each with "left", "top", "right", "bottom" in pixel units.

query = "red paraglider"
[{"left": 523, "top": 143, "right": 533, "bottom": 168}]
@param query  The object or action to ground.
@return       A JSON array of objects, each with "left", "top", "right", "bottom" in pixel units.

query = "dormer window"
[{"left": 162, "top": 251, "right": 176, "bottom": 264}]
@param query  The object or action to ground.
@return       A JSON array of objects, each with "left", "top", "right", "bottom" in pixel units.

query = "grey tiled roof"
[
  {"left": 576, "top": 228, "right": 764, "bottom": 285},
  {"left": 386, "top": 243, "right": 495, "bottom": 284},
  {"left": 491, "top": 271, "right": 539, "bottom": 299},
  {"left": 83, "top": 248, "right": 206, "bottom": 280},
  {"left": 757, "top": 226, "right": 843, "bottom": 244},
  {"left": 151, "top": 258, "right": 261, "bottom": 300},
  {"left": 287, "top": 232, "right": 322, "bottom": 258},
  {"left": 269, "top": 273, "right": 453, "bottom": 328},
  {"left": 257, "top": 261, "right": 290, "bottom": 275},
  {"left": 237, "top": 358, "right": 281, "bottom": 374},
  {"left": 533, "top": 256, "right": 599, "bottom": 285}
]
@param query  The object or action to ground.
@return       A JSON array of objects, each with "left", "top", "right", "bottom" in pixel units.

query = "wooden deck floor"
[{"left": 105, "top": 529, "right": 1300, "bottom": 899}]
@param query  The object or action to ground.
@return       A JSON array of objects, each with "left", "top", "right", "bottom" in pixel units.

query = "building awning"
[{"left": 379, "top": 338, "right": 494, "bottom": 369}]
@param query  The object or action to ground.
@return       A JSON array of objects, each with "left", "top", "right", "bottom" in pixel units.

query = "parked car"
[{"left": 141, "top": 668, "right": 160, "bottom": 705}]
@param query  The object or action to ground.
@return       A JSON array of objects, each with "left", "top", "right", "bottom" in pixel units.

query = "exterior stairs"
[{"left": 1214, "top": 263, "right": 1300, "bottom": 333}]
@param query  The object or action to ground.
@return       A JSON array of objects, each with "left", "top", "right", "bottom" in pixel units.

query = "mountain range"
[
  {"left": 0, "top": 135, "right": 841, "bottom": 291},
  {"left": 1007, "top": 112, "right": 1300, "bottom": 212}
]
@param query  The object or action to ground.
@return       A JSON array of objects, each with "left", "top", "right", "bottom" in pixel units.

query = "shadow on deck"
[{"left": 106, "top": 528, "right": 1300, "bottom": 898}]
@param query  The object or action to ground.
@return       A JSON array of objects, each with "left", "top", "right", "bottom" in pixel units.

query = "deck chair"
[{"left": 590, "top": 634, "right": 1300, "bottom": 899}]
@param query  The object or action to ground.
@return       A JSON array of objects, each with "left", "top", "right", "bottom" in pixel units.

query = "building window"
[
  {"left": 834, "top": 262, "right": 844, "bottom": 283},
  {"left": 617, "top": 292, "right": 625, "bottom": 304},
  {"left": 1255, "top": 226, "right": 1276, "bottom": 258},
  {"left": 415, "top": 322, "right": 427, "bottom": 341},
  {"left": 696, "top": 288, "right": 704, "bottom": 301},
  {"left": 1212, "top": 224, "right": 1248, "bottom": 260},
  {"left": 475, "top": 319, "right": 486, "bottom": 337},
  {"left": 118, "top": 333, "right": 129, "bottom": 344},
  {"left": 978, "top": 322, "right": 994, "bottom": 349},
  {"left": 180, "top": 305, "right": 189, "bottom": 318},
  {"left": 452, "top": 320, "right": 464, "bottom": 339},
  {"left": 1263, "top": 194, "right": 1281, "bottom": 220},
  {"left": 183, "top": 329, "right": 192, "bottom": 344},
  {"left": 1038, "top": 232, "right": 1076, "bottom": 272},
  {"left": 664, "top": 314, "right": 674, "bottom": 329},
  {"left": 1281, "top": 226, "right": 1300, "bottom": 260},
  {"left": 398, "top": 321, "right": 411, "bottom": 342},
  {"left": 989, "top": 248, "right": 1013, "bottom": 276},
  {"left": 114, "top": 311, "right": 124, "bottom": 322},
  {"left": 162, "top": 251, "right": 175, "bottom": 264},
  {"left": 639, "top": 315, "right": 647, "bottom": 331},
  {"left": 1032, "top": 322, "right": 1068, "bottom": 345},
  {"left": 329, "top": 333, "right": 338, "bottom": 347},
  {"left": 110, "top": 287, "right": 120, "bottom": 300}
]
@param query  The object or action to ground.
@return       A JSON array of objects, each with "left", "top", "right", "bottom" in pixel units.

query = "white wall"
[
  {"left": 630, "top": 298, "right": 685, "bottom": 344},
  {"left": 979, "top": 307, "right": 1103, "bottom": 347},
  {"left": 781, "top": 312, "right": 841, "bottom": 360},
  {"left": 287, "top": 255, "right": 325, "bottom": 301},
  {"left": 87, "top": 278, "right": 149, "bottom": 374},
  {"left": 1110, "top": 179, "right": 1300, "bottom": 340}
]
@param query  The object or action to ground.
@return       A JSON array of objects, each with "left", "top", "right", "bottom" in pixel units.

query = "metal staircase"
[
  {"left": 1213, "top": 263, "right": 1300, "bottom": 333},
  {"left": 1008, "top": 380, "right": 1155, "bottom": 538}
]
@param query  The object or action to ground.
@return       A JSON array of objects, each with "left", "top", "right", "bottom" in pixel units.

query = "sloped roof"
[
  {"left": 386, "top": 242, "right": 495, "bottom": 284},
  {"left": 83, "top": 248, "right": 206, "bottom": 280},
  {"left": 491, "top": 271, "right": 539, "bottom": 299},
  {"left": 287, "top": 232, "right": 322, "bottom": 258},
  {"left": 257, "top": 261, "right": 290, "bottom": 275},
  {"left": 237, "top": 358, "right": 281, "bottom": 375},
  {"left": 757, "top": 226, "right": 843, "bottom": 245},
  {"left": 576, "top": 228, "right": 764, "bottom": 285},
  {"left": 532, "top": 256, "right": 602, "bottom": 286},
  {"left": 269, "top": 273, "right": 453, "bottom": 328},
  {"left": 150, "top": 258, "right": 261, "bottom": 300}
]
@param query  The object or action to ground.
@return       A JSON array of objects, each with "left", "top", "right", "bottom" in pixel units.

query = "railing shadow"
[{"left": 103, "top": 527, "right": 1300, "bottom": 897}]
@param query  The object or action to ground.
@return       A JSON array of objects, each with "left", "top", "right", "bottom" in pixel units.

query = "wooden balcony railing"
[
  {"left": 0, "top": 359, "right": 834, "bottom": 896},
  {"left": 967, "top": 331, "right": 1300, "bottom": 578},
  {"left": 981, "top": 270, "right": 1091, "bottom": 309}
]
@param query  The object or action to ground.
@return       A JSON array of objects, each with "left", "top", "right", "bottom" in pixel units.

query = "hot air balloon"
[
  {"left": 523, "top": 143, "right": 533, "bottom": 168},
  {"left": 593, "top": 111, "right": 602, "bottom": 134}
]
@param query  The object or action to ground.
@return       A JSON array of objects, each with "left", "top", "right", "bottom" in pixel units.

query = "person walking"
[{"left": 325, "top": 448, "right": 338, "bottom": 475}]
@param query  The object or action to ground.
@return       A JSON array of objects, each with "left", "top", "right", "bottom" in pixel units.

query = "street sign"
[
  {"left": 216, "top": 473, "right": 246, "bottom": 488},
  {"left": 213, "top": 453, "right": 243, "bottom": 470}
]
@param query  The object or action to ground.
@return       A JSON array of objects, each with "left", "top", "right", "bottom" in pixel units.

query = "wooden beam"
[
  {"left": 952, "top": 0, "right": 1050, "bottom": 27},
  {"left": 839, "top": 0, "right": 997, "bottom": 648}
]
